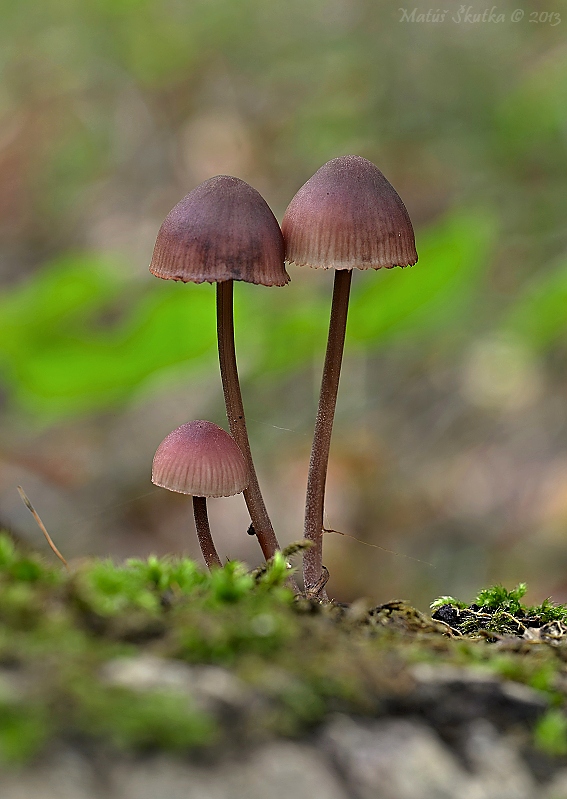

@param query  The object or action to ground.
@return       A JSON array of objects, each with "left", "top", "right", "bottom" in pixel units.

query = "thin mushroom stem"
[
  {"left": 192, "top": 496, "right": 222, "bottom": 569},
  {"left": 304, "top": 269, "right": 353, "bottom": 595},
  {"left": 216, "top": 279, "right": 280, "bottom": 560}
]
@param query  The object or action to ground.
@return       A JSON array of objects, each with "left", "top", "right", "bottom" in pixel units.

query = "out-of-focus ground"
[{"left": 1, "top": 0, "right": 567, "bottom": 607}]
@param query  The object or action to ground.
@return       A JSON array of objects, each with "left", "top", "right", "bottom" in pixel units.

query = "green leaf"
[{"left": 0, "top": 260, "right": 216, "bottom": 417}]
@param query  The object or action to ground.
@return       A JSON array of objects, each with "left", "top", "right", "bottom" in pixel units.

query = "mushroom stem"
[
  {"left": 192, "top": 496, "right": 222, "bottom": 569},
  {"left": 304, "top": 268, "right": 353, "bottom": 595},
  {"left": 216, "top": 279, "right": 280, "bottom": 560}
]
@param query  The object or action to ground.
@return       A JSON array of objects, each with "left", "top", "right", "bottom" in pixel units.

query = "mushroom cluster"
[{"left": 150, "top": 157, "right": 417, "bottom": 592}]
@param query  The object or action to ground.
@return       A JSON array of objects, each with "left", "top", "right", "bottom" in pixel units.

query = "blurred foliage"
[
  {"left": 1, "top": 0, "right": 567, "bottom": 604},
  {"left": 0, "top": 208, "right": 496, "bottom": 418},
  {"left": 502, "top": 256, "right": 567, "bottom": 349},
  {"left": 495, "top": 49, "right": 567, "bottom": 174},
  {"left": 0, "top": 0, "right": 566, "bottom": 421},
  {"left": 0, "top": 256, "right": 217, "bottom": 416}
]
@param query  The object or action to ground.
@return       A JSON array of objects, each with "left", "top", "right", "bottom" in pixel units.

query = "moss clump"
[
  {"left": 1, "top": 534, "right": 567, "bottom": 767},
  {"left": 0, "top": 537, "right": 325, "bottom": 764},
  {"left": 431, "top": 583, "right": 567, "bottom": 639}
]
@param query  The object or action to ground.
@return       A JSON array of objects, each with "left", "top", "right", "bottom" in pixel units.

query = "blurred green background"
[{"left": 1, "top": 0, "right": 566, "bottom": 606}]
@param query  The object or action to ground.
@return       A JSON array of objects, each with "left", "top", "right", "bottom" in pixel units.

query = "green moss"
[
  {"left": 475, "top": 583, "right": 528, "bottom": 614},
  {"left": 527, "top": 597, "right": 567, "bottom": 624},
  {"left": 71, "top": 682, "right": 216, "bottom": 751},
  {"left": 431, "top": 582, "right": 567, "bottom": 637},
  {"left": 430, "top": 595, "right": 468, "bottom": 611},
  {"left": 1, "top": 534, "right": 567, "bottom": 766},
  {"left": 535, "top": 710, "right": 567, "bottom": 756},
  {"left": 74, "top": 559, "right": 164, "bottom": 616}
]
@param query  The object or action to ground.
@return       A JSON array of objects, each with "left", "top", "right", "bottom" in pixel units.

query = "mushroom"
[
  {"left": 282, "top": 155, "right": 417, "bottom": 595},
  {"left": 152, "top": 420, "right": 249, "bottom": 570},
  {"left": 150, "top": 176, "right": 289, "bottom": 562}
]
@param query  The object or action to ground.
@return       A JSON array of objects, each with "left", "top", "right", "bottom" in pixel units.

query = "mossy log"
[{"left": 1, "top": 535, "right": 567, "bottom": 797}]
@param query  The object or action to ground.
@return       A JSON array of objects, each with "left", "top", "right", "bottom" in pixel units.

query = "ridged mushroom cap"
[
  {"left": 150, "top": 175, "right": 289, "bottom": 286},
  {"left": 282, "top": 156, "right": 417, "bottom": 270},
  {"left": 152, "top": 421, "right": 249, "bottom": 498}
]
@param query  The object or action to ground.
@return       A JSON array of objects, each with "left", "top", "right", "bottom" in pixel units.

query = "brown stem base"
[
  {"left": 192, "top": 496, "right": 222, "bottom": 570},
  {"left": 304, "top": 269, "right": 353, "bottom": 595}
]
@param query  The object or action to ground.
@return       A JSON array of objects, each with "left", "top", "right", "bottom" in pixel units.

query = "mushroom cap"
[
  {"left": 152, "top": 420, "right": 249, "bottom": 498},
  {"left": 282, "top": 155, "right": 417, "bottom": 271},
  {"left": 150, "top": 175, "right": 290, "bottom": 286}
]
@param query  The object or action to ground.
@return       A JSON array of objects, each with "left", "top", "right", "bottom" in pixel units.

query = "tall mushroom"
[
  {"left": 282, "top": 156, "right": 417, "bottom": 595},
  {"left": 152, "top": 420, "right": 249, "bottom": 569},
  {"left": 150, "top": 176, "right": 289, "bottom": 562}
]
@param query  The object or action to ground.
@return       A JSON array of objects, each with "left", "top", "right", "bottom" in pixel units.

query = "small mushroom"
[
  {"left": 152, "top": 420, "right": 249, "bottom": 570},
  {"left": 150, "top": 176, "right": 289, "bottom": 562},
  {"left": 282, "top": 155, "right": 417, "bottom": 595}
]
